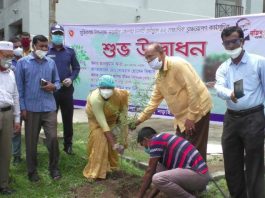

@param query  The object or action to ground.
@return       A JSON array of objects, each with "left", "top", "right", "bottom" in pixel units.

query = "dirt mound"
[{"left": 71, "top": 171, "right": 167, "bottom": 198}]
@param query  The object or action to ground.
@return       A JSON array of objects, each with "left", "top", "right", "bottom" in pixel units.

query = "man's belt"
[
  {"left": 227, "top": 104, "right": 264, "bottom": 117},
  {"left": 0, "top": 106, "right": 11, "bottom": 112}
]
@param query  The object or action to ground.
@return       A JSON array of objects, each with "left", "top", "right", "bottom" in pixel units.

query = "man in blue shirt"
[
  {"left": 215, "top": 26, "right": 265, "bottom": 198},
  {"left": 47, "top": 24, "right": 80, "bottom": 155},
  {"left": 16, "top": 35, "right": 61, "bottom": 182}
]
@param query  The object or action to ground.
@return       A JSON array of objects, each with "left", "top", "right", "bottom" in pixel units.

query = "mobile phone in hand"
[
  {"left": 234, "top": 79, "right": 245, "bottom": 99},
  {"left": 40, "top": 78, "right": 48, "bottom": 87}
]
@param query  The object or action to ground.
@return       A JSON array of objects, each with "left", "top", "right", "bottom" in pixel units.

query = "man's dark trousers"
[
  {"left": 222, "top": 107, "right": 265, "bottom": 198},
  {"left": 54, "top": 85, "right": 74, "bottom": 149},
  {"left": 176, "top": 112, "right": 210, "bottom": 161},
  {"left": 25, "top": 111, "right": 59, "bottom": 174}
]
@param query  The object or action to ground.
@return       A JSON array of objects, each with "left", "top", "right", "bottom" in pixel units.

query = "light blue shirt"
[
  {"left": 215, "top": 51, "right": 265, "bottom": 111},
  {"left": 15, "top": 53, "right": 61, "bottom": 112}
]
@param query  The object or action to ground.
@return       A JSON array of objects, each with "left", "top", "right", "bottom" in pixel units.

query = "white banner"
[{"left": 63, "top": 14, "right": 265, "bottom": 121}]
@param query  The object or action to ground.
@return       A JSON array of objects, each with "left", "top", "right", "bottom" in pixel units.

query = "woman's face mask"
[{"left": 100, "top": 88, "right": 114, "bottom": 99}]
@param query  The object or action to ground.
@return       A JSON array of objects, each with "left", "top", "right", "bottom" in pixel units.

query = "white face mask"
[
  {"left": 35, "top": 50, "right": 47, "bottom": 59},
  {"left": 148, "top": 57, "right": 163, "bottom": 70},
  {"left": 100, "top": 89, "right": 114, "bottom": 99},
  {"left": 14, "top": 47, "right": 23, "bottom": 57},
  {"left": 225, "top": 47, "right": 243, "bottom": 59},
  {"left": 0, "top": 58, "right": 12, "bottom": 69}
]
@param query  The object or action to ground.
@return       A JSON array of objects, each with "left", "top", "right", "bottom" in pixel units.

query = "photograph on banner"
[{"left": 63, "top": 14, "right": 265, "bottom": 121}]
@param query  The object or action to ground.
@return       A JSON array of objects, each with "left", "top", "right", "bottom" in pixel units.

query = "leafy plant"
[
  {"left": 71, "top": 44, "right": 90, "bottom": 63},
  {"left": 71, "top": 44, "right": 90, "bottom": 85},
  {"left": 105, "top": 80, "right": 155, "bottom": 147},
  {"left": 73, "top": 75, "right": 81, "bottom": 85}
]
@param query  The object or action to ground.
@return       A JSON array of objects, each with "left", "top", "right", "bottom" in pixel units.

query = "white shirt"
[
  {"left": 215, "top": 52, "right": 265, "bottom": 111},
  {"left": 0, "top": 69, "right": 20, "bottom": 123}
]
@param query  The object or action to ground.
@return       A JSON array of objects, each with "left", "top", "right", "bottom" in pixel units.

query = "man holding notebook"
[{"left": 215, "top": 26, "right": 265, "bottom": 198}]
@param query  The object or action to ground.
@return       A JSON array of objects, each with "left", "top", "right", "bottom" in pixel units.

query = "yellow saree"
[{"left": 83, "top": 88, "right": 129, "bottom": 179}]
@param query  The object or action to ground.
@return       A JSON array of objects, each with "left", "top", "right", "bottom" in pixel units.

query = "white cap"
[{"left": 0, "top": 41, "right": 13, "bottom": 51}]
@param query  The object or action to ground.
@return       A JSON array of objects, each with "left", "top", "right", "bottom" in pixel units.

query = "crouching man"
[{"left": 137, "top": 127, "right": 210, "bottom": 198}]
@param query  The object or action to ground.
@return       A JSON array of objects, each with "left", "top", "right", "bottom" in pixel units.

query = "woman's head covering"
[{"left": 98, "top": 75, "right": 116, "bottom": 88}]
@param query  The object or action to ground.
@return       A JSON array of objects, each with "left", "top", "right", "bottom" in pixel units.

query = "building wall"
[
  {"left": 251, "top": 0, "right": 264, "bottom": 13},
  {"left": 0, "top": 0, "right": 264, "bottom": 40},
  {"left": 0, "top": 0, "right": 49, "bottom": 40},
  {"left": 56, "top": 0, "right": 215, "bottom": 25},
  {"left": 0, "top": 0, "right": 25, "bottom": 39},
  {"left": 28, "top": 0, "right": 49, "bottom": 37}
]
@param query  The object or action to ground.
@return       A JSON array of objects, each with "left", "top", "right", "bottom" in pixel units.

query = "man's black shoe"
[
  {"left": 0, "top": 188, "right": 16, "bottom": 195},
  {"left": 13, "top": 156, "right": 22, "bottom": 165},
  {"left": 63, "top": 146, "right": 74, "bottom": 155},
  {"left": 28, "top": 172, "right": 40, "bottom": 182},
  {"left": 50, "top": 169, "right": 61, "bottom": 180}
]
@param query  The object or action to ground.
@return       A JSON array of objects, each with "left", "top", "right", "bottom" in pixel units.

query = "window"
[
  {"left": 0, "top": 0, "right": 3, "bottom": 9},
  {"left": 215, "top": 1, "right": 243, "bottom": 17}
]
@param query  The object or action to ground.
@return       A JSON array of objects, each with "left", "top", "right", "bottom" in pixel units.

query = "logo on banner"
[
  {"left": 69, "top": 30, "right": 74, "bottom": 37},
  {"left": 236, "top": 18, "right": 265, "bottom": 39},
  {"left": 236, "top": 18, "right": 251, "bottom": 41}
]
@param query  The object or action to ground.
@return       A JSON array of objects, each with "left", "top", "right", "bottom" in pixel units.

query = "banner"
[{"left": 63, "top": 14, "right": 265, "bottom": 122}]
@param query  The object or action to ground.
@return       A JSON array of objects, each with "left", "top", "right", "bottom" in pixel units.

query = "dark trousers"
[
  {"left": 222, "top": 109, "right": 265, "bottom": 198},
  {"left": 12, "top": 133, "right": 21, "bottom": 157},
  {"left": 25, "top": 111, "right": 59, "bottom": 174},
  {"left": 54, "top": 86, "right": 74, "bottom": 148},
  {"left": 176, "top": 112, "right": 210, "bottom": 161},
  {"left": 12, "top": 119, "right": 22, "bottom": 157}
]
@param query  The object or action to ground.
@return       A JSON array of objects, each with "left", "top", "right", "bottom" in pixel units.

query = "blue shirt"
[
  {"left": 47, "top": 45, "right": 80, "bottom": 82},
  {"left": 15, "top": 53, "right": 61, "bottom": 112},
  {"left": 11, "top": 59, "right": 18, "bottom": 72},
  {"left": 215, "top": 51, "right": 265, "bottom": 111},
  {"left": 12, "top": 59, "right": 17, "bottom": 67}
]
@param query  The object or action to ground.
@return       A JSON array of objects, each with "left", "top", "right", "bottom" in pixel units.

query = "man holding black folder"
[{"left": 215, "top": 26, "right": 265, "bottom": 198}]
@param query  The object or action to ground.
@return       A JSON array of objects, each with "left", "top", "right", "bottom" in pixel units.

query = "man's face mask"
[
  {"left": 21, "top": 38, "right": 30, "bottom": 48},
  {"left": 51, "top": 35, "right": 64, "bottom": 45},
  {"left": 35, "top": 50, "right": 48, "bottom": 59},
  {"left": 225, "top": 47, "right": 243, "bottom": 59},
  {"left": 100, "top": 89, "right": 114, "bottom": 99},
  {"left": 223, "top": 38, "right": 243, "bottom": 59},
  {"left": 148, "top": 57, "right": 163, "bottom": 70},
  {"left": 13, "top": 47, "right": 23, "bottom": 57},
  {"left": 144, "top": 147, "right": 150, "bottom": 154},
  {"left": 0, "top": 58, "right": 12, "bottom": 69}
]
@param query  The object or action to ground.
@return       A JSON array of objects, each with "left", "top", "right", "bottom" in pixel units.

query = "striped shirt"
[
  {"left": 149, "top": 133, "right": 208, "bottom": 174},
  {"left": 15, "top": 53, "right": 61, "bottom": 112}
]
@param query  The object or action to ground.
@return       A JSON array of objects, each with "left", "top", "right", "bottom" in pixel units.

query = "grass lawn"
[{"left": 6, "top": 123, "right": 229, "bottom": 198}]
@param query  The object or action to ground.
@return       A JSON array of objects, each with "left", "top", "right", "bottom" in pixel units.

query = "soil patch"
[
  {"left": 71, "top": 171, "right": 167, "bottom": 198},
  {"left": 207, "top": 155, "right": 224, "bottom": 173}
]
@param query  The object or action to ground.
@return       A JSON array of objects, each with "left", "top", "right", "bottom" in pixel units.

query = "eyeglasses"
[{"left": 222, "top": 38, "right": 242, "bottom": 47}]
